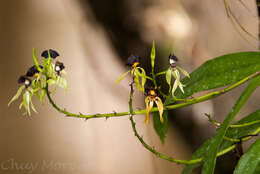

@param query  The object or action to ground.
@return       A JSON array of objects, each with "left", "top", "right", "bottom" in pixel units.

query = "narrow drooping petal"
[
  {"left": 145, "top": 96, "right": 154, "bottom": 124},
  {"left": 179, "top": 82, "right": 185, "bottom": 93},
  {"left": 177, "top": 66, "right": 190, "bottom": 78},
  {"left": 166, "top": 67, "right": 172, "bottom": 86},
  {"left": 174, "top": 69, "right": 180, "bottom": 81},
  {"left": 172, "top": 79, "right": 179, "bottom": 96},
  {"left": 155, "top": 97, "right": 164, "bottom": 123},
  {"left": 115, "top": 70, "right": 130, "bottom": 84}
]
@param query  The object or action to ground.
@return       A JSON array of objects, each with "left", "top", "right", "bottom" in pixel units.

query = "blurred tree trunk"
[{"left": 0, "top": 0, "right": 190, "bottom": 173}]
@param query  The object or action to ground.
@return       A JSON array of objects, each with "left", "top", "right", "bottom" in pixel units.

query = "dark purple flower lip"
[
  {"left": 18, "top": 76, "right": 31, "bottom": 87},
  {"left": 26, "top": 65, "right": 43, "bottom": 77},
  {"left": 41, "top": 49, "right": 60, "bottom": 59},
  {"left": 126, "top": 55, "right": 140, "bottom": 67}
]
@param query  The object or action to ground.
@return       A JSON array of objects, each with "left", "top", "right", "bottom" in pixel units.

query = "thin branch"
[
  {"left": 129, "top": 115, "right": 201, "bottom": 164},
  {"left": 129, "top": 114, "right": 260, "bottom": 165},
  {"left": 45, "top": 71, "right": 260, "bottom": 120},
  {"left": 206, "top": 113, "right": 260, "bottom": 128}
]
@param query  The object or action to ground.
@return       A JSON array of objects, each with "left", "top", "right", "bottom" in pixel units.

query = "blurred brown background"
[{"left": 0, "top": 0, "right": 259, "bottom": 174}]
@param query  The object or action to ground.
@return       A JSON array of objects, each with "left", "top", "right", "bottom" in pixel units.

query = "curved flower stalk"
[
  {"left": 166, "top": 54, "right": 190, "bottom": 97},
  {"left": 144, "top": 88, "right": 164, "bottom": 124},
  {"left": 8, "top": 49, "right": 67, "bottom": 115},
  {"left": 115, "top": 55, "right": 147, "bottom": 92}
]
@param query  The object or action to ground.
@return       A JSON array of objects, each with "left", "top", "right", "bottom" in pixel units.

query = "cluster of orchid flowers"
[
  {"left": 116, "top": 50, "right": 190, "bottom": 124},
  {"left": 8, "top": 49, "right": 67, "bottom": 115}
]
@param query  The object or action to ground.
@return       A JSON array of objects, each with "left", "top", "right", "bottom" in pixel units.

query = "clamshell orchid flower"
[
  {"left": 144, "top": 88, "right": 164, "bottom": 124},
  {"left": 166, "top": 54, "right": 190, "bottom": 97},
  {"left": 115, "top": 55, "right": 146, "bottom": 92}
]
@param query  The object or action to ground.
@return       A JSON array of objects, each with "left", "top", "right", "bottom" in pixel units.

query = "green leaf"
[
  {"left": 115, "top": 70, "right": 130, "bottom": 84},
  {"left": 233, "top": 138, "right": 260, "bottom": 174},
  {"left": 182, "top": 110, "right": 260, "bottom": 174},
  {"left": 201, "top": 75, "right": 260, "bottom": 174},
  {"left": 171, "top": 52, "right": 260, "bottom": 100},
  {"left": 151, "top": 40, "right": 156, "bottom": 72},
  {"left": 153, "top": 110, "right": 168, "bottom": 144},
  {"left": 182, "top": 77, "right": 260, "bottom": 174},
  {"left": 8, "top": 86, "right": 25, "bottom": 106}
]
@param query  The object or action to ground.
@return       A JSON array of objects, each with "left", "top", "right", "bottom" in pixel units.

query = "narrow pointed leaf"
[
  {"left": 233, "top": 138, "right": 260, "bottom": 174},
  {"left": 220, "top": 109, "right": 260, "bottom": 151},
  {"left": 182, "top": 77, "right": 260, "bottom": 174},
  {"left": 201, "top": 75, "right": 260, "bottom": 174}
]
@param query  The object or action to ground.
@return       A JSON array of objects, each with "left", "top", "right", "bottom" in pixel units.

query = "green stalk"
[{"left": 45, "top": 71, "right": 260, "bottom": 120}]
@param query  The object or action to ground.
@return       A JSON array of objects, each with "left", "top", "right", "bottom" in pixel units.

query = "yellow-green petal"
[
  {"left": 155, "top": 97, "right": 164, "bottom": 123},
  {"left": 115, "top": 70, "right": 130, "bottom": 84}
]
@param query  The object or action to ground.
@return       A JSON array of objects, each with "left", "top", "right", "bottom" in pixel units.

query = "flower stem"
[
  {"left": 129, "top": 114, "right": 260, "bottom": 165},
  {"left": 206, "top": 113, "right": 260, "bottom": 128},
  {"left": 45, "top": 71, "right": 260, "bottom": 120}
]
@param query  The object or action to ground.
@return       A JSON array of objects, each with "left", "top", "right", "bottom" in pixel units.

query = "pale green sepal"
[
  {"left": 8, "top": 85, "right": 25, "bottom": 106},
  {"left": 177, "top": 66, "right": 190, "bottom": 78},
  {"left": 115, "top": 70, "right": 130, "bottom": 84},
  {"left": 166, "top": 67, "right": 172, "bottom": 87}
]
